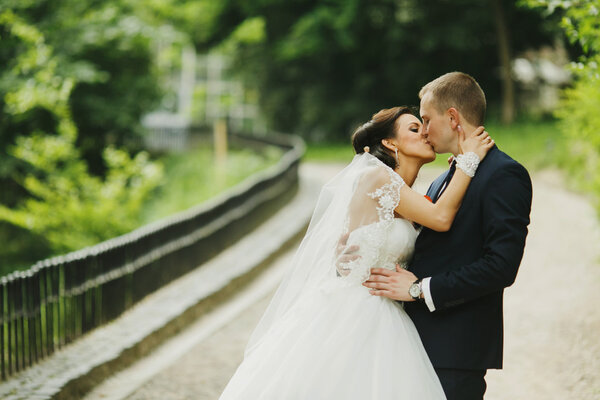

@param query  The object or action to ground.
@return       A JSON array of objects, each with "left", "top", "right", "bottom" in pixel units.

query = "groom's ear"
[{"left": 447, "top": 107, "right": 460, "bottom": 131}]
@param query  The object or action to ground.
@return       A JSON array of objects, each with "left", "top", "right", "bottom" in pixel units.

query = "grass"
[
  {"left": 304, "top": 119, "right": 564, "bottom": 171},
  {"left": 140, "top": 145, "right": 283, "bottom": 224}
]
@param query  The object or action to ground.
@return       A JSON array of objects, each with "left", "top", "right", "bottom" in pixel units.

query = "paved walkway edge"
[{"left": 0, "top": 169, "right": 321, "bottom": 400}]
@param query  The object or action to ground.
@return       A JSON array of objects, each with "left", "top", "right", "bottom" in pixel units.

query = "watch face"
[{"left": 409, "top": 284, "right": 420, "bottom": 298}]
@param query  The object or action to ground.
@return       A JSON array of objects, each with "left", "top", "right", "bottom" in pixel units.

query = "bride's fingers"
[
  {"left": 473, "top": 126, "right": 485, "bottom": 136},
  {"left": 369, "top": 289, "right": 393, "bottom": 297},
  {"left": 364, "top": 282, "right": 390, "bottom": 290},
  {"left": 365, "top": 274, "right": 390, "bottom": 283},
  {"left": 480, "top": 134, "right": 493, "bottom": 144},
  {"left": 370, "top": 268, "right": 394, "bottom": 276}
]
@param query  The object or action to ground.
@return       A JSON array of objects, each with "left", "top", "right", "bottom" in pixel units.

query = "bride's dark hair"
[{"left": 351, "top": 106, "right": 416, "bottom": 169}]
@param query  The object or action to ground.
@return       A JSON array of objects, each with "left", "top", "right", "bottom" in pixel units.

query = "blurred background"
[
  {"left": 1, "top": 1, "right": 600, "bottom": 398},
  {"left": 2, "top": 0, "right": 599, "bottom": 274}
]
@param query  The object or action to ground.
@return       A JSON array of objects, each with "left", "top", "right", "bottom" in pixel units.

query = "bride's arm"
[{"left": 395, "top": 127, "right": 493, "bottom": 232}]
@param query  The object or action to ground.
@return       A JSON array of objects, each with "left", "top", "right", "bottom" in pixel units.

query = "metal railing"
[{"left": 0, "top": 132, "right": 304, "bottom": 381}]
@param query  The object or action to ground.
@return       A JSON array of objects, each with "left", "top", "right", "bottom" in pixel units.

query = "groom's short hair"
[{"left": 419, "top": 72, "right": 486, "bottom": 126}]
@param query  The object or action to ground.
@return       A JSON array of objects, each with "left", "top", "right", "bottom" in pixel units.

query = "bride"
[{"left": 219, "top": 106, "right": 494, "bottom": 399}]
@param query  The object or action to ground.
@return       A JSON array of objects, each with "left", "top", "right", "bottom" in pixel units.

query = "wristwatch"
[{"left": 408, "top": 278, "right": 423, "bottom": 301}]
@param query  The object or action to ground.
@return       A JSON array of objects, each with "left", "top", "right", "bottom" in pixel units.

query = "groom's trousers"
[{"left": 435, "top": 368, "right": 487, "bottom": 400}]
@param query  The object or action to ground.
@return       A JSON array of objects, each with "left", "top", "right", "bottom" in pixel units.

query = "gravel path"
[
  {"left": 485, "top": 169, "right": 600, "bottom": 399},
  {"left": 124, "top": 165, "right": 600, "bottom": 400}
]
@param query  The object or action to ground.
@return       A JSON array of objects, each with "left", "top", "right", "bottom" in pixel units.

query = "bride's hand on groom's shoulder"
[{"left": 362, "top": 266, "right": 418, "bottom": 302}]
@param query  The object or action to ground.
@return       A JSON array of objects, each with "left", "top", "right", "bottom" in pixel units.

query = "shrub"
[
  {"left": 523, "top": 0, "right": 600, "bottom": 212},
  {"left": 0, "top": 133, "right": 163, "bottom": 254}
]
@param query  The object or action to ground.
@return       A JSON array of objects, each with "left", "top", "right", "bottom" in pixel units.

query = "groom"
[{"left": 363, "top": 72, "right": 532, "bottom": 400}]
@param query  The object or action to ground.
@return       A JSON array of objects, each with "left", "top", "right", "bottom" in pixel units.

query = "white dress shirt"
[{"left": 421, "top": 277, "right": 436, "bottom": 312}]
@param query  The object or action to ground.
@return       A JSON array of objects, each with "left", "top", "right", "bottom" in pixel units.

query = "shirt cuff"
[{"left": 421, "top": 277, "right": 436, "bottom": 312}]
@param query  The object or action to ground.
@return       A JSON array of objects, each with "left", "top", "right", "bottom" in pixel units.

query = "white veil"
[{"left": 244, "top": 152, "right": 405, "bottom": 356}]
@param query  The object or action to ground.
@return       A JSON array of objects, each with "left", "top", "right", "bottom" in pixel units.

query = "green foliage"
[
  {"left": 522, "top": 0, "right": 600, "bottom": 211},
  {"left": 0, "top": 127, "right": 163, "bottom": 254},
  {"left": 555, "top": 78, "right": 600, "bottom": 202},
  {"left": 0, "top": 7, "right": 81, "bottom": 206},
  {"left": 0, "top": 5, "right": 163, "bottom": 257},
  {"left": 0, "top": 0, "right": 162, "bottom": 177},
  {"left": 169, "top": 0, "right": 562, "bottom": 140}
]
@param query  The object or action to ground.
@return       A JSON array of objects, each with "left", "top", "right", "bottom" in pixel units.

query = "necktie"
[{"left": 433, "top": 160, "right": 456, "bottom": 203}]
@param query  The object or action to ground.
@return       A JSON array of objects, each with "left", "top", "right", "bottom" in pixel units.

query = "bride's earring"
[{"left": 394, "top": 148, "right": 399, "bottom": 164}]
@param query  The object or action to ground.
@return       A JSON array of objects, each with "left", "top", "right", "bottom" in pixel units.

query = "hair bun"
[{"left": 351, "top": 106, "right": 412, "bottom": 169}]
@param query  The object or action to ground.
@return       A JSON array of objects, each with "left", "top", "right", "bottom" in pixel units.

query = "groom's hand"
[{"left": 363, "top": 265, "right": 418, "bottom": 301}]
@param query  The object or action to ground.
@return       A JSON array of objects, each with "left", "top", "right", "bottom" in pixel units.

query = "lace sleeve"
[
  {"left": 367, "top": 168, "right": 405, "bottom": 223},
  {"left": 335, "top": 165, "right": 405, "bottom": 284}
]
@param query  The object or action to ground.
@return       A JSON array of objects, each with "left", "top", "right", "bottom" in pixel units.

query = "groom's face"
[{"left": 419, "top": 93, "right": 455, "bottom": 154}]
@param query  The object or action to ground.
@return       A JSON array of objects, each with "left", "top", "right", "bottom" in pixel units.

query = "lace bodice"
[
  {"left": 340, "top": 218, "right": 418, "bottom": 285},
  {"left": 244, "top": 152, "right": 425, "bottom": 354},
  {"left": 334, "top": 162, "right": 419, "bottom": 285}
]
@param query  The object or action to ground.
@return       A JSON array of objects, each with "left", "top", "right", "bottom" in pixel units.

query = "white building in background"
[
  {"left": 199, "top": 52, "right": 266, "bottom": 135},
  {"left": 512, "top": 42, "right": 572, "bottom": 116},
  {"left": 142, "top": 45, "right": 267, "bottom": 151},
  {"left": 141, "top": 112, "right": 190, "bottom": 151}
]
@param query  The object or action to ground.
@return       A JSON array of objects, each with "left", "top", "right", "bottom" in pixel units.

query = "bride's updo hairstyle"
[{"left": 351, "top": 106, "right": 415, "bottom": 170}]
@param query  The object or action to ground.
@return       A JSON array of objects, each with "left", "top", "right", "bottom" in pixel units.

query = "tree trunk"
[{"left": 491, "top": 0, "right": 515, "bottom": 124}]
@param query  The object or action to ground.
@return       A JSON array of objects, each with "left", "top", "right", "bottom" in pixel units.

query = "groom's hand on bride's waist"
[{"left": 363, "top": 266, "right": 419, "bottom": 302}]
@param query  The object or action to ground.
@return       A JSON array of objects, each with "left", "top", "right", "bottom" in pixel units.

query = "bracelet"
[{"left": 455, "top": 152, "right": 480, "bottom": 177}]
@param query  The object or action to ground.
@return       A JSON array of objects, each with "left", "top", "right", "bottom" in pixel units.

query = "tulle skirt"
[{"left": 219, "top": 281, "right": 446, "bottom": 399}]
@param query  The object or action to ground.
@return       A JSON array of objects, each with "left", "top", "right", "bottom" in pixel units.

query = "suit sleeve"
[{"left": 428, "top": 163, "right": 533, "bottom": 311}]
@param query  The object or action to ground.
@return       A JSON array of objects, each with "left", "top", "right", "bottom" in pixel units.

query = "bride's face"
[{"left": 393, "top": 114, "right": 436, "bottom": 163}]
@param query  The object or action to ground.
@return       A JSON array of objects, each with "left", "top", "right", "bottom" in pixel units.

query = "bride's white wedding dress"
[{"left": 219, "top": 153, "right": 446, "bottom": 399}]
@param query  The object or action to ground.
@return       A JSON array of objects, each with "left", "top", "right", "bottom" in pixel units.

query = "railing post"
[
  {"left": 214, "top": 118, "right": 228, "bottom": 184},
  {"left": 26, "top": 272, "right": 33, "bottom": 368},
  {"left": 33, "top": 270, "right": 41, "bottom": 364},
  {"left": 7, "top": 277, "right": 14, "bottom": 377},
  {"left": 0, "top": 277, "right": 5, "bottom": 380},
  {"left": 18, "top": 276, "right": 25, "bottom": 372}
]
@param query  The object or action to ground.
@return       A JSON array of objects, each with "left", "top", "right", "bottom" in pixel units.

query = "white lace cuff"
[{"left": 455, "top": 152, "right": 480, "bottom": 178}]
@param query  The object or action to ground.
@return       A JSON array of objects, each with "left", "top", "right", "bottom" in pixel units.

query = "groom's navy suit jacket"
[{"left": 404, "top": 146, "right": 532, "bottom": 370}]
